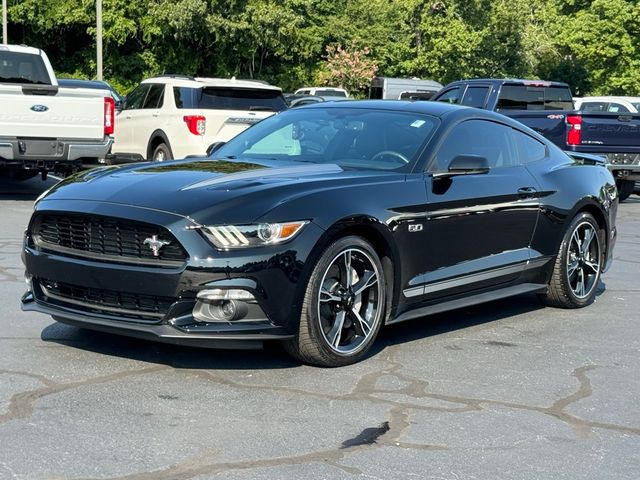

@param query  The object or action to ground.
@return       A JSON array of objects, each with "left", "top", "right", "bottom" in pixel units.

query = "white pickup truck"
[{"left": 0, "top": 44, "right": 114, "bottom": 180}]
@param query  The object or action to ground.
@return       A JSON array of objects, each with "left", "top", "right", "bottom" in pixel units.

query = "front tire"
[
  {"left": 540, "top": 212, "right": 603, "bottom": 308},
  {"left": 151, "top": 143, "right": 173, "bottom": 162},
  {"left": 284, "top": 236, "right": 386, "bottom": 367}
]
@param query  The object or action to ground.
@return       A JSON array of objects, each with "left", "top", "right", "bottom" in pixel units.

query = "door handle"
[
  {"left": 517, "top": 187, "right": 537, "bottom": 198},
  {"left": 125, "top": 114, "right": 132, "bottom": 119},
  {"left": 152, "top": 113, "right": 160, "bottom": 118}
]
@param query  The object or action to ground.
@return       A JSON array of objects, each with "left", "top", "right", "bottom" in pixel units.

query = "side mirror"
[
  {"left": 115, "top": 98, "right": 123, "bottom": 112},
  {"left": 206, "top": 141, "right": 226, "bottom": 157},
  {"left": 433, "top": 155, "right": 490, "bottom": 178}
]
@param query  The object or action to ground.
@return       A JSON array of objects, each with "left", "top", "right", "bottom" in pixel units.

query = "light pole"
[
  {"left": 96, "top": 0, "right": 102, "bottom": 80},
  {"left": 2, "top": 0, "right": 7, "bottom": 45}
]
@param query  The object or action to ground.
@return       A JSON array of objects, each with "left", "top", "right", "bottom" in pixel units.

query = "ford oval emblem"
[{"left": 30, "top": 105, "right": 49, "bottom": 112}]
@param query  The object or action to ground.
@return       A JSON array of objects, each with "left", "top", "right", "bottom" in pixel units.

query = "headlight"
[{"left": 200, "top": 221, "right": 308, "bottom": 249}]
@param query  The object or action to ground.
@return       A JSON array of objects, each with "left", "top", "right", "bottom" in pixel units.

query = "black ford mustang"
[{"left": 22, "top": 101, "right": 618, "bottom": 366}]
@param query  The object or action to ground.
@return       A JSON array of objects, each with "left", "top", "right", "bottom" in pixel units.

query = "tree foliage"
[{"left": 3, "top": 0, "right": 639, "bottom": 95}]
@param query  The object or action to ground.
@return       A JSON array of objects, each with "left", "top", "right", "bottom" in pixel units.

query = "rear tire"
[
  {"left": 616, "top": 179, "right": 634, "bottom": 202},
  {"left": 151, "top": 143, "right": 173, "bottom": 162},
  {"left": 539, "top": 212, "right": 603, "bottom": 308},
  {"left": 284, "top": 236, "right": 386, "bottom": 367}
]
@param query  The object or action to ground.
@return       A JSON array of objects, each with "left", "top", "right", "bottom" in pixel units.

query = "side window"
[
  {"left": 580, "top": 102, "right": 606, "bottom": 112},
  {"left": 512, "top": 129, "right": 546, "bottom": 165},
  {"left": 142, "top": 84, "right": 164, "bottom": 109},
  {"left": 461, "top": 86, "right": 489, "bottom": 108},
  {"left": 435, "top": 87, "right": 461, "bottom": 104},
  {"left": 174, "top": 87, "right": 196, "bottom": 109},
  {"left": 433, "top": 120, "right": 516, "bottom": 171},
  {"left": 124, "top": 84, "right": 150, "bottom": 110},
  {"left": 608, "top": 103, "right": 629, "bottom": 113}
]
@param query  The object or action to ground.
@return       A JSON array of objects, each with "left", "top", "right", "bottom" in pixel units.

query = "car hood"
[{"left": 39, "top": 159, "right": 393, "bottom": 224}]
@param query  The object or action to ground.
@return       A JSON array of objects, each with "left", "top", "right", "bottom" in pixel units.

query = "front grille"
[
  {"left": 38, "top": 278, "right": 174, "bottom": 321},
  {"left": 32, "top": 213, "right": 187, "bottom": 266}
]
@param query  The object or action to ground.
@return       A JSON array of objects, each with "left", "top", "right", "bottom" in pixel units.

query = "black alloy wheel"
[
  {"left": 540, "top": 212, "right": 603, "bottom": 308},
  {"left": 285, "top": 236, "right": 386, "bottom": 367}
]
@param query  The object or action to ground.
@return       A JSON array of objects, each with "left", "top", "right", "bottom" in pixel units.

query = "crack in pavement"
[
  {"left": 69, "top": 355, "right": 636, "bottom": 480},
  {"left": 0, "top": 366, "right": 169, "bottom": 426}
]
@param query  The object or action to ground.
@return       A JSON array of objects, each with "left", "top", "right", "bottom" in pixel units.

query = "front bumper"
[
  {"left": 22, "top": 199, "right": 320, "bottom": 347},
  {"left": 21, "top": 291, "right": 291, "bottom": 349}
]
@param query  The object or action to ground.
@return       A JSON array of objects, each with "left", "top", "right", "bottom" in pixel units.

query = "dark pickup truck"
[{"left": 431, "top": 79, "right": 640, "bottom": 201}]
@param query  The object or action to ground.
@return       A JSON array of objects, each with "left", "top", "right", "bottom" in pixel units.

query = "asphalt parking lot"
[{"left": 0, "top": 177, "right": 638, "bottom": 480}]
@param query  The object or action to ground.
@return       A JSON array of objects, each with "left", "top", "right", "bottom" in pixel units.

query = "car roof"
[
  {"left": 300, "top": 99, "right": 479, "bottom": 117},
  {"left": 142, "top": 76, "right": 282, "bottom": 91},
  {"left": 577, "top": 96, "right": 640, "bottom": 103},
  {"left": 0, "top": 44, "right": 42, "bottom": 56},
  {"left": 446, "top": 78, "right": 570, "bottom": 88},
  {"left": 300, "top": 100, "right": 546, "bottom": 136}
]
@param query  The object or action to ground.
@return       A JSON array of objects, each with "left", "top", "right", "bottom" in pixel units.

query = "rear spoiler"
[{"left": 564, "top": 151, "right": 607, "bottom": 166}]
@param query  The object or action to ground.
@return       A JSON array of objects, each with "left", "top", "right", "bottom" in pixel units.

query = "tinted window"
[
  {"left": 142, "top": 84, "right": 164, "bottom": 109},
  {"left": 461, "top": 86, "right": 489, "bottom": 108},
  {"left": 0, "top": 51, "right": 51, "bottom": 84},
  {"left": 433, "top": 120, "right": 516, "bottom": 170},
  {"left": 174, "top": 87, "right": 196, "bottom": 108},
  {"left": 217, "top": 108, "right": 437, "bottom": 171},
  {"left": 315, "top": 89, "right": 346, "bottom": 97},
  {"left": 124, "top": 84, "right": 150, "bottom": 110},
  {"left": 496, "top": 85, "right": 573, "bottom": 111},
  {"left": 608, "top": 103, "right": 629, "bottom": 113},
  {"left": 199, "top": 88, "right": 287, "bottom": 112},
  {"left": 436, "top": 87, "right": 461, "bottom": 104},
  {"left": 513, "top": 130, "right": 546, "bottom": 164},
  {"left": 399, "top": 91, "right": 435, "bottom": 101}
]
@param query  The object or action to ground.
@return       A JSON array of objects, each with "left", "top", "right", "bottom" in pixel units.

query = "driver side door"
[{"left": 418, "top": 119, "right": 541, "bottom": 300}]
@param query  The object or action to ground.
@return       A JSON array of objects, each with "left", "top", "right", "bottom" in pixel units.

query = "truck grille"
[
  {"left": 38, "top": 278, "right": 174, "bottom": 321},
  {"left": 32, "top": 213, "right": 187, "bottom": 266}
]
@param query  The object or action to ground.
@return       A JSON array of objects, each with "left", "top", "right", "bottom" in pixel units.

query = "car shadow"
[
  {"left": 0, "top": 177, "right": 58, "bottom": 201},
  {"left": 40, "top": 283, "right": 608, "bottom": 370}
]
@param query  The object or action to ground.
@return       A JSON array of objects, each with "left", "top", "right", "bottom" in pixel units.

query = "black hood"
[{"left": 39, "top": 159, "right": 395, "bottom": 224}]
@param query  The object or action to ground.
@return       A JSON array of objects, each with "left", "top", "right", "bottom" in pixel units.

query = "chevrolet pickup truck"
[
  {"left": 0, "top": 44, "right": 114, "bottom": 181},
  {"left": 432, "top": 79, "right": 640, "bottom": 201}
]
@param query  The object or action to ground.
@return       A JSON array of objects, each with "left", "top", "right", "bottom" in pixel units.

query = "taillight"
[
  {"left": 104, "top": 96, "right": 115, "bottom": 136},
  {"left": 183, "top": 115, "right": 206, "bottom": 136},
  {"left": 566, "top": 114, "right": 582, "bottom": 146}
]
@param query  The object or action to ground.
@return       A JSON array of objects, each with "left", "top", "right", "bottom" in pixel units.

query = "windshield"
[
  {"left": 0, "top": 51, "right": 51, "bottom": 85},
  {"left": 214, "top": 107, "right": 438, "bottom": 171}
]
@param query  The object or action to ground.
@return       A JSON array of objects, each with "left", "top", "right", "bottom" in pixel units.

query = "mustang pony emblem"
[{"left": 143, "top": 235, "right": 171, "bottom": 257}]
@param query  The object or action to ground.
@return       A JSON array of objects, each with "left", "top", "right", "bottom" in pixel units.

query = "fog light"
[{"left": 193, "top": 289, "right": 255, "bottom": 323}]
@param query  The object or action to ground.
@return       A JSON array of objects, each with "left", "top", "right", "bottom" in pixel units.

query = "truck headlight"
[{"left": 199, "top": 221, "right": 308, "bottom": 249}]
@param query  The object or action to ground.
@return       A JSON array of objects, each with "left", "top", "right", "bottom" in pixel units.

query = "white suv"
[{"left": 111, "top": 76, "right": 286, "bottom": 161}]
